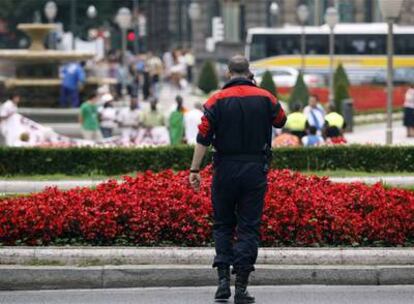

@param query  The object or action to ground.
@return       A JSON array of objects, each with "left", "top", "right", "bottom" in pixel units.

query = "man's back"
[
  {"left": 189, "top": 55, "right": 287, "bottom": 304},
  {"left": 198, "top": 78, "right": 286, "bottom": 155}
]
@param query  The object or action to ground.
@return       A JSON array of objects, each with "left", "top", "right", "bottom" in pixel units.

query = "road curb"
[
  {"left": 1, "top": 265, "right": 413, "bottom": 290},
  {"left": 1, "top": 247, "right": 414, "bottom": 266}
]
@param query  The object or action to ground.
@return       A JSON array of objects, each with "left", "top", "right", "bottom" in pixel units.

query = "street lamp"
[
  {"left": 44, "top": 1, "right": 57, "bottom": 49},
  {"left": 188, "top": 2, "right": 201, "bottom": 47},
  {"left": 379, "top": 0, "right": 404, "bottom": 145},
  {"left": 270, "top": 2, "right": 279, "bottom": 27},
  {"left": 297, "top": 4, "right": 309, "bottom": 73},
  {"left": 87, "top": 5, "right": 97, "bottom": 40},
  {"left": 116, "top": 7, "right": 132, "bottom": 97},
  {"left": 325, "top": 7, "right": 338, "bottom": 106},
  {"left": 44, "top": 1, "right": 57, "bottom": 22},
  {"left": 87, "top": 5, "right": 97, "bottom": 19}
]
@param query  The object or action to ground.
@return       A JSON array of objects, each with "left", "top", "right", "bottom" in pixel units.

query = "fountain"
[{"left": 0, "top": 23, "right": 112, "bottom": 107}]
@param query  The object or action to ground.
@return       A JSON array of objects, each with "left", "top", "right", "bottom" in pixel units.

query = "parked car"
[
  {"left": 372, "top": 68, "right": 414, "bottom": 85},
  {"left": 253, "top": 67, "right": 325, "bottom": 88}
]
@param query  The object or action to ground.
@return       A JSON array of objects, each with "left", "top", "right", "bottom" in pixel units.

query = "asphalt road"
[{"left": 1, "top": 285, "right": 413, "bottom": 304}]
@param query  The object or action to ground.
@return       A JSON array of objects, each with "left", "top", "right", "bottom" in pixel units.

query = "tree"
[
  {"left": 334, "top": 63, "right": 350, "bottom": 88},
  {"left": 334, "top": 63, "right": 351, "bottom": 112},
  {"left": 288, "top": 72, "right": 309, "bottom": 109},
  {"left": 198, "top": 60, "right": 219, "bottom": 94},
  {"left": 260, "top": 70, "right": 277, "bottom": 97}
]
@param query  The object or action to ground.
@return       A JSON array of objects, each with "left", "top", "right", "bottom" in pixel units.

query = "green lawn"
[
  {"left": 301, "top": 170, "right": 414, "bottom": 178},
  {"left": 1, "top": 170, "right": 414, "bottom": 181}
]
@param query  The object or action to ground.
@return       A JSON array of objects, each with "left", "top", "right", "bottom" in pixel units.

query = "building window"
[
  {"left": 338, "top": 0, "right": 354, "bottom": 22},
  {"left": 222, "top": 1, "right": 241, "bottom": 42},
  {"left": 303, "top": 0, "right": 331, "bottom": 25}
]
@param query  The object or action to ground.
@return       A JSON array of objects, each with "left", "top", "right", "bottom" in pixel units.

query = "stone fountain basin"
[
  {"left": 0, "top": 50, "right": 94, "bottom": 62},
  {"left": 4, "top": 77, "right": 116, "bottom": 87}
]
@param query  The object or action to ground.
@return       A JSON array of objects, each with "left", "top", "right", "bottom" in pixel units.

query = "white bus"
[{"left": 246, "top": 23, "right": 414, "bottom": 84}]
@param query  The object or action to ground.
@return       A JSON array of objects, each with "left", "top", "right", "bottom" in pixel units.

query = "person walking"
[
  {"left": 168, "top": 95, "right": 186, "bottom": 145},
  {"left": 189, "top": 55, "right": 286, "bottom": 304},
  {"left": 79, "top": 92, "right": 102, "bottom": 141},
  {"left": 60, "top": 61, "right": 86, "bottom": 108},
  {"left": 403, "top": 84, "right": 414, "bottom": 137},
  {"left": 184, "top": 103, "right": 204, "bottom": 145},
  {"left": 184, "top": 49, "right": 195, "bottom": 84},
  {"left": 146, "top": 52, "right": 163, "bottom": 99}
]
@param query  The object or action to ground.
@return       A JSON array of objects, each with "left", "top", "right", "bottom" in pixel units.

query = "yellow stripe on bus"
[{"left": 251, "top": 56, "right": 414, "bottom": 69}]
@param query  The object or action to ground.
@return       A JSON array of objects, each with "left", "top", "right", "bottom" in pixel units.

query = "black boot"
[
  {"left": 234, "top": 271, "right": 255, "bottom": 304},
  {"left": 214, "top": 266, "right": 231, "bottom": 301}
]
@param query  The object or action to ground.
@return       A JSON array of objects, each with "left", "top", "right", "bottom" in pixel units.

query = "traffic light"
[{"left": 127, "top": 31, "right": 136, "bottom": 42}]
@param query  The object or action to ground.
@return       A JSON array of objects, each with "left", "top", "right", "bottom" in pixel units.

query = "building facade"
[{"left": 152, "top": 0, "right": 414, "bottom": 62}]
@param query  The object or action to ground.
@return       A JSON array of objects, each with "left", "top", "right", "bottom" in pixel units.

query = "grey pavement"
[
  {"left": 0, "top": 285, "right": 413, "bottom": 304},
  {"left": 1, "top": 265, "right": 413, "bottom": 290},
  {"left": 346, "top": 121, "right": 414, "bottom": 145},
  {"left": 1, "top": 175, "right": 414, "bottom": 194}
]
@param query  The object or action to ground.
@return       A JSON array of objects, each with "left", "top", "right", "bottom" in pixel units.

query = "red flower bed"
[{"left": 0, "top": 168, "right": 413, "bottom": 246}]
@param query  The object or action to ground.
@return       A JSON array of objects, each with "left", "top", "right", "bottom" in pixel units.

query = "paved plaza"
[
  {"left": 346, "top": 121, "right": 414, "bottom": 145},
  {"left": 1, "top": 285, "right": 413, "bottom": 304}
]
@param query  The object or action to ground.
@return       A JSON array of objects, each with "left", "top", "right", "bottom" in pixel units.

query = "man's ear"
[{"left": 226, "top": 70, "right": 232, "bottom": 79}]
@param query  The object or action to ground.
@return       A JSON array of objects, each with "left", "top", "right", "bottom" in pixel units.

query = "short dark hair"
[
  {"left": 228, "top": 55, "right": 250, "bottom": 75},
  {"left": 293, "top": 103, "right": 302, "bottom": 112},
  {"left": 8, "top": 91, "right": 20, "bottom": 100},
  {"left": 310, "top": 94, "right": 319, "bottom": 101},
  {"left": 309, "top": 126, "right": 317, "bottom": 135},
  {"left": 328, "top": 104, "right": 336, "bottom": 112},
  {"left": 88, "top": 91, "right": 98, "bottom": 100},
  {"left": 175, "top": 95, "right": 183, "bottom": 103}
]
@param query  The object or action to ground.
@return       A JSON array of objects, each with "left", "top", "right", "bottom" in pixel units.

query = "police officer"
[
  {"left": 285, "top": 102, "right": 308, "bottom": 138},
  {"left": 189, "top": 55, "right": 286, "bottom": 304},
  {"left": 324, "top": 104, "right": 346, "bottom": 138}
]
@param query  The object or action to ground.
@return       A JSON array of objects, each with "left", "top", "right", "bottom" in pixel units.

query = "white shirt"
[
  {"left": 184, "top": 108, "right": 203, "bottom": 145},
  {"left": 117, "top": 107, "right": 141, "bottom": 129},
  {"left": 0, "top": 100, "right": 19, "bottom": 145},
  {"left": 99, "top": 107, "right": 118, "bottom": 129},
  {"left": 304, "top": 104, "right": 325, "bottom": 131},
  {"left": 302, "top": 135, "right": 324, "bottom": 147},
  {"left": 404, "top": 88, "right": 414, "bottom": 109},
  {"left": 184, "top": 53, "right": 195, "bottom": 67}
]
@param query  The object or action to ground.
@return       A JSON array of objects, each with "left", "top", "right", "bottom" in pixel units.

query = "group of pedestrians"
[
  {"left": 59, "top": 48, "right": 195, "bottom": 110},
  {"left": 272, "top": 95, "right": 347, "bottom": 147},
  {"left": 79, "top": 88, "right": 203, "bottom": 145},
  {"left": 100, "top": 48, "right": 195, "bottom": 101}
]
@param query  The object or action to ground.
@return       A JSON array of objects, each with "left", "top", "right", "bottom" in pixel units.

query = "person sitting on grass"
[
  {"left": 302, "top": 126, "right": 324, "bottom": 147},
  {"left": 272, "top": 129, "right": 300, "bottom": 147},
  {"left": 285, "top": 102, "right": 308, "bottom": 139}
]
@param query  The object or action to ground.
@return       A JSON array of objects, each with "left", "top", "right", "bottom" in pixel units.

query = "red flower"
[{"left": 0, "top": 169, "right": 413, "bottom": 246}]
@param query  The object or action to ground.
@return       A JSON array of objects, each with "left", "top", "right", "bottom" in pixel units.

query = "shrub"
[
  {"left": 334, "top": 63, "right": 351, "bottom": 112},
  {"left": 1, "top": 145, "right": 414, "bottom": 176},
  {"left": 334, "top": 63, "right": 350, "bottom": 88},
  {"left": 288, "top": 72, "right": 309, "bottom": 109},
  {"left": 198, "top": 60, "right": 219, "bottom": 94},
  {"left": 260, "top": 70, "right": 277, "bottom": 97},
  {"left": 0, "top": 168, "right": 413, "bottom": 246}
]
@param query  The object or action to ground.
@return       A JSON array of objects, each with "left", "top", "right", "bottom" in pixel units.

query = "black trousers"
[{"left": 212, "top": 160, "right": 267, "bottom": 274}]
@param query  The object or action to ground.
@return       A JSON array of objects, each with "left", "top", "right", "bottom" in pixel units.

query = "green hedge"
[{"left": 0, "top": 145, "right": 414, "bottom": 176}]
